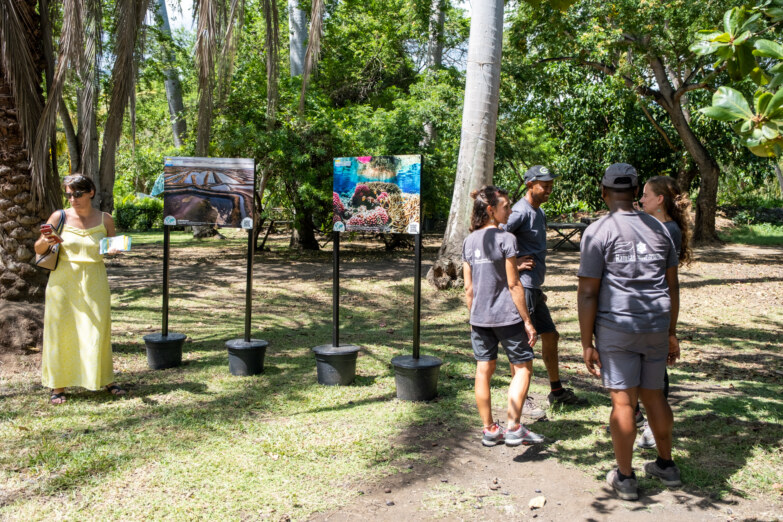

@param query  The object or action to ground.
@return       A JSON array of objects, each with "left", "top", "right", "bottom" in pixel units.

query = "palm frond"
[
  {"left": 0, "top": 0, "right": 57, "bottom": 210},
  {"left": 263, "top": 0, "right": 279, "bottom": 129},
  {"left": 195, "top": 0, "right": 217, "bottom": 156},
  {"left": 97, "top": 0, "right": 150, "bottom": 210},
  {"left": 298, "top": 0, "right": 324, "bottom": 116}
]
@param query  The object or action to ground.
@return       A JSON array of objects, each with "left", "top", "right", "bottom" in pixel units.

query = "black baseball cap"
[
  {"left": 524, "top": 165, "right": 559, "bottom": 183},
  {"left": 602, "top": 163, "right": 638, "bottom": 189}
]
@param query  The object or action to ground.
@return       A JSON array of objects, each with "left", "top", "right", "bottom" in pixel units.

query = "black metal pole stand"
[
  {"left": 391, "top": 160, "right": 442, "bottom": 400},
  {"left": 333, "top": 231, "right": 340, "bottom": 348},
  {"left": 162, "top": 225, "right": 170, "bottom": 336},
  {"left": 143, "top": 225, "right": 186, "bottom": 369},
  {"left": 412, "top": 232, "right": 421, "bottom": 359},
  {"left": 312, "top": 230, "right": 360, "bottom": 385},
  {"left": 226, "top": 227, "right": 268, "bottom": 376}
]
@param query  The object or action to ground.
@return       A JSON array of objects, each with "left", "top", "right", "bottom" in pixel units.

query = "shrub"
[{"left": 114, "top": 195, "right": 163, "bottom": 231}]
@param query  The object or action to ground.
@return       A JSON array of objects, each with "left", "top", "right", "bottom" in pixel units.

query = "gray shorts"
[
  {"left": 595, "top": 324, "right": 668, "bottom": 390},
  {"left": 471, "top": 323, "right": 534, "bottom": 364},
  {"left": 524, "top": 288, "right": 557, "bottom": 334}
]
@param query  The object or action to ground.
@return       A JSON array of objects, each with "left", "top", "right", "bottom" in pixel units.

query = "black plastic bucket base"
[
  {"left": 226, "top": 339, "right": 268, "bottom": 376},
  {"left": 312, "top": 344, "right": 360, "bottom": 385},
  {"left": 391, "top": 355, "right": 443, "bottom": 401},
  {"left": 143, "top": 333, "right": 186, "bottom": 370}
]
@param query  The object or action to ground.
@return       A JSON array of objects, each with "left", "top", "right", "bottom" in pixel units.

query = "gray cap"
[
  {"left": 602, "top": 163, "right": 638, "bottom": 188},
  {"left": 524, "top": 165, "right": 559, "bottom": 183}
]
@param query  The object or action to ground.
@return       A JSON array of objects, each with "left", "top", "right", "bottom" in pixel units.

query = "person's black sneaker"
[
  {"left": 606, "top": 468, "right": 638, "bottom": 500},
  {"left": 548, "top": 388, "right": 589, "bottom": 407},
  {"left": 644, "top": 460, "right": 681, "bottom": 487}
]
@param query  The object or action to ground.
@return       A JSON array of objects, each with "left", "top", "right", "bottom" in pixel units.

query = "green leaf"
[
  {"left": 724, "top": 7, "right": 743, "bottom": 35},
  {"left": 755, "top": 90, "right": 773, "bottom": 115},
  {"left": 690, "top": 40, "right": 724, "bottom": 55},
  {"left": 761, "top": 123, "right": 780, "bottom": 139},
  {"left": 737, "top": 44, "right": 757, "bottom": 77},
  {"left": 753, "top": 39, "right": 783, "bottom": 59},
  {"left": 739, "top": 12, "right": 762, "bottom": 33},
  {"left": 714, "top": 32, "right": 733, "bottom": 43},
  {"left": 700, "top": 105, "right": 746, "bottom": 122},
  {"left": 750, "top": 66, "right": 770, "bottom": 86},
  {"left": 765, "top": 7, "right": 783, "bottom": 22},
  {"left": 766, "top": 86, "right": 783, "bottom": 114},
  {"left": 711, "top": 86, "right": 755, "bottom": 120},
  {"left": 733, "top": 31, "right": 753, "bottom": 46},
  {"left": 696, "top": 30, "right": 724, "bottom": 41}
]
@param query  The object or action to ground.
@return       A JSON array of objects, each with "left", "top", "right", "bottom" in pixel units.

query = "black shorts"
[
  {"left": 524, "top": 288, "right": 557, "bottom": 334},
  {"left": 470, "top": 323, "right": 534, "bottom": 364}
]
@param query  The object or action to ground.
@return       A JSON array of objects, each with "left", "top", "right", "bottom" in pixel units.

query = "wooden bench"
[{"left": 548, "top": 222, "right": 588, "bottom": 251}]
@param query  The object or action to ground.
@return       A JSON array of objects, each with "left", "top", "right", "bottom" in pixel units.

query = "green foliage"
[
  {"left": 114, "top": 195, "right": 164, "bottom": 231},
  {"left": 719, "top": 222, "right": 783, "bottom": 244},
  {"left": 693, "top": 2, "right": 783, "bottom": 161}
]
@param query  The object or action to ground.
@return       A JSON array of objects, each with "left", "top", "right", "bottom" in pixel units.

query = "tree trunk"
[
  {"left": 288, "top": 0, "right": 307, "bottom": 77},
  {"left": 0, "top": 1, "right": 50, "bottom": 303},
  {"left": 649, "top": 56, "right": 720, "bottom": 243},
  {"left": 97, "top": 0, "right": 150, "bottom": 213},
  {"left": 421, "top": 0, "right": 446, "bottom": 148},
  {"left": 59, "top": 99, "right": 80, "bottom": 171},
  {"left": 289, "top": 211, "right": 319, "bottom": 250},
  {"left": 155, "top": 0, "right": 186, "bottom": 147},
  {"left": 775, "top": 162, "right": 783, "bottom": 197},
  {"left": 427, "top": 0, "right": 504, "bottom": 289}
]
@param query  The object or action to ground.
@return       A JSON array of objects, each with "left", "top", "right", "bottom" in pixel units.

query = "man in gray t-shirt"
[
  {"left": 577, "top": 163, "right": 682, "bottom": 501},
  {"left": 503, "top": 165, "right": 586, "bottom": 410}
]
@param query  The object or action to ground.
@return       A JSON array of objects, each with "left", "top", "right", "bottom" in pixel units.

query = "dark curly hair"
[
  {"left": 469, "top": 185, "right": 509, "bottom": 232},
  {"left": 646, "top": 176, "right": 693, "bottom": 266}
]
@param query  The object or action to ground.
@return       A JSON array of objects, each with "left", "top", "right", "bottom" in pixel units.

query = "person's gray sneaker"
[
  {"left": 644, "top": 460, "right": 682, "bottom": 487},
  {"left": 505, "top": 424, "right": 545, "bottom": 446},
  {"left": 636, "top": 422, "right": 657, "bottom": 449},
  {"left": 548, "top": 388, "right": 589, "bottom": 407},
  {"left": 606, "top": 468, "right": 639, "bottom": 500},
  {"left": 481, "top": 422, "right": 505, "bottom": 447},
  {"left": 522, "top": 397, "right": 546, "bottom": 420}
]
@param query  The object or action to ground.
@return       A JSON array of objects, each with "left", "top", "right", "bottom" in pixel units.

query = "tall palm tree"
[
  {"left": 0, "top": 0, "right": 59, "bottom": 303},
  {"left": 428, "top": 0, "right": 505, "bottom": 289}
]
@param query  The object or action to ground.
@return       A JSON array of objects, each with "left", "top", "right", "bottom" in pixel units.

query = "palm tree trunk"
[
  {"left": 0, "top": 0, "right": 50, "bottom": 302},
  {"left": 155, "top": 0, "right": 186, "bottom": 147},
  {"left": 287, "top": 0, "right": 306, "bottom": 76},
  {"left": 427, "top": 0, "right": 504, "bottom": 289}
]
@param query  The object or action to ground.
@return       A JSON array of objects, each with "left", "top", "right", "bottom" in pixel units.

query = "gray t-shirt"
[
  {"left": 578, "top": 211, "right": 678, "bottom": 333},
  {"left": 663, "top": 220, "right": 682, "bottom": 258},
  {"left": 462, "top": 228, "right": 523, "bottom": 327},
  {"left": 502, "top": 197, "right": 547, "bottom": 289}
]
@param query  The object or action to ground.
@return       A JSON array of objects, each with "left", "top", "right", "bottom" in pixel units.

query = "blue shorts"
[
  {"left": 524, "top": 288, "right": 557, "bottom": 335},
  {"left": 470, "top": 323, "right": 534, "bottom": 364},
  {"left": 595, "top": 324, "right": 668, "bottom": 390}
]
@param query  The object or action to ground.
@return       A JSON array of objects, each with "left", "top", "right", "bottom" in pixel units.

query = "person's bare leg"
[
  {"left": 475, "top": 360, "right": 497, "bottom": 427},
  {"left": 609, "top": 388, "right": 638, "bottom": 476},
  {"left": 639, "top": 387, "right": 673, "bottom": 460},
  {"left": 541, "top": 331, "right": 560, "bottom": 382},
  {"left": 507, "top": 361, "right": 532, "bottom": 429}
]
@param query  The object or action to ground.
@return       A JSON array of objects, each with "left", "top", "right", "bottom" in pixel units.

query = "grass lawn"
[
  {"left": 718, "top": 223, "right": 783, "bottom": 246},
  {"left": 1, "top": 230, "right": 781, "bottom": 519}
]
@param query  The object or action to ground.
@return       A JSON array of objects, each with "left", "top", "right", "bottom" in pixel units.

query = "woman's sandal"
[
  {"left": 50, "top": 392, "right": 66, "bottom": 405},
  {"left": 105, "top": 384, "right": 127, "bottom": 396}
]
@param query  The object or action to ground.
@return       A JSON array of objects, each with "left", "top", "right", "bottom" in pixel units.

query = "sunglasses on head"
[{"left": 65, "top": 190, "right": 86, "bottom": 199}]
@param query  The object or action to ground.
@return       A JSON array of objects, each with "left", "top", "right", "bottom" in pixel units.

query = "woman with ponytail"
[
  {"left": 634, "top": 175, "right": 693, "bottom": 448},
  {"left": 462, "top": 185, "right": 544, "bottom": 447}
]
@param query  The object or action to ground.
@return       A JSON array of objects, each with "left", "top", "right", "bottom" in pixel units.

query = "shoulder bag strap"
[{"left": 55, "top": 209, "right": 66, "bottom": 234}]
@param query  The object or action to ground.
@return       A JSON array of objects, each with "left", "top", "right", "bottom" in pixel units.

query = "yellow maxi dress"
[{"left": 41, "top": 220, "right": 113, "bottom": 390}]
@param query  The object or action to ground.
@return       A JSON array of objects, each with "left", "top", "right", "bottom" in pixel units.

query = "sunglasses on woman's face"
[{"left": 65, "top": 190, "right": 86, "bottom": 200}]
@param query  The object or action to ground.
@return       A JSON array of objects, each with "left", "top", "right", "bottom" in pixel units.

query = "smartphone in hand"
[{"left": 40, "top": 224, "right": 63, "bottom": 244}]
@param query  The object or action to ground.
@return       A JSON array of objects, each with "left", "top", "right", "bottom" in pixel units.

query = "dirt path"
[{"left": 311, "top": 392, "right": 780, "bottom": 521}]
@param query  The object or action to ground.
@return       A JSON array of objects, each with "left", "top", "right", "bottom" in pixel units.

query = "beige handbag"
[{"left": 33, "top": 210, "right": 66, "bottom": 271}]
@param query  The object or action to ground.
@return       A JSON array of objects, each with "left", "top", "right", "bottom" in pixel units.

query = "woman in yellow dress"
[{"left": 34, "top": 174, "right": 125, "bottom": 404}]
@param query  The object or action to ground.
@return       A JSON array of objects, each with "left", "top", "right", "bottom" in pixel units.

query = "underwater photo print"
[
  {"left": 163, "top": 157, "right": 255, "bottom": 227},
  {"left": 333, "top": 155, "right": 421, "bottom": 234}
]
